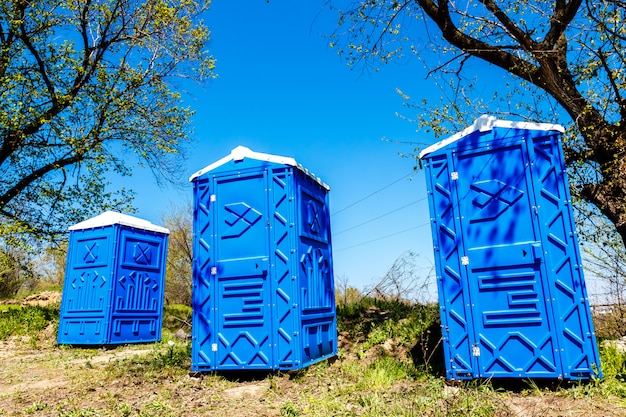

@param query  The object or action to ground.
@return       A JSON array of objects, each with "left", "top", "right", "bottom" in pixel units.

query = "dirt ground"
[
  {"left": 0, "top": 337, "right": 153, "bottom": 397},
  {"left": 0, "top": 294, "right": 625, "bottom": 416},
  {"left": 1, "top": 291, "right": 63, "bottom": 307},
  {"left": 0, "top": 336, "right": 295, "bottom": 416},
  {"left": 0, "top": 334, "right": 623, "bottom": 416}
]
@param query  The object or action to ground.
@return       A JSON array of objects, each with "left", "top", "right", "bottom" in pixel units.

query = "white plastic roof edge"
[
  {"left": 68, "top": 210, "right": 170, "bottom": 234},
  {"left": 418, "top": 115, "right": 565, "bottom": 159},
  {"left": 189, "top": 145, "right": 330, "bottom": 190}
]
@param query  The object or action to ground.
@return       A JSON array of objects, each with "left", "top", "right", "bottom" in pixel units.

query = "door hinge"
[
  {"left": 461, "top": 256, "right": 469, "bottom": 266},
  {"left": 210, "top": 194, "right": 216, "bottom": 202},
  {"left": 451, "top": 171, "right": 459, "bottom": 181},
  {"left": 211, "top": 267, "right": 217, "bottom": 275}
]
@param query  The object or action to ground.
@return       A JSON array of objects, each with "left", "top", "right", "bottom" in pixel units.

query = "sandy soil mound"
[{"left": 2, "top": 291, "right": 62, "bottom": 306}]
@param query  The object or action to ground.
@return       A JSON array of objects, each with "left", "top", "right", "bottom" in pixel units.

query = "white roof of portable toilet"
[
  {"left": 419, "top": 115, "right": 565, "bottom": 159},
  {"left": 68, "top": 210, "right": 170, "bottom": 234},
  {"left": 189, "top": 145, "right": 330, "bottom": 190}
]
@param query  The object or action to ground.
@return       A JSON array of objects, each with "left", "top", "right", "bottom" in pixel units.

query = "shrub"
[
  {"left": 162, "top": 303, "right": 192, "bottom": 333},
  {"left": 0, "top": 304, "right": 58, "bottom": 340}
]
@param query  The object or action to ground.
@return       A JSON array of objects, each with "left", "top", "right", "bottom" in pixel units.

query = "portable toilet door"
[
  {"left": 58, "top": 211, "right": 170, "bottom": 345},
  {"left": 420, "top": 116, "right": 602, "bottom": 380},
  {"left": 189, "top": 146, "right": 337, "bottom": 371}
]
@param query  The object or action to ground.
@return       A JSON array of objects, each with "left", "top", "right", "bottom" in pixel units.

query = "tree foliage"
[
  {"left": 335, "top": 273, "right": 364, "bottom": 307},
  {"left": 368, "top": 251, "right": 435, "bottom": 303},
  {"left": 577, "top": 201, "right": 626, "bottom": 302},
  {"left": 329, "top": 0, "right": 626, "bottom": 246},
  {"left": 0, "top": 0, "right": 214, "bottom": 243},
  {"left": 162, "top": 203, "right": 192, "bottom": 306},
  {"left": 38, "top": 242, "right": 67, "bottom": 288},
  {"left": 0, "top": 246, "right": 36, "bottom": 298}
]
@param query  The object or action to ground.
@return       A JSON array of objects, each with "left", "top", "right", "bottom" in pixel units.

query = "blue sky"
[
  {"left": 127, "top": 1, "right": 446, "bottom": 298},
  {"left": 120, "top": 1, "right": 613, "bottom": 304}
]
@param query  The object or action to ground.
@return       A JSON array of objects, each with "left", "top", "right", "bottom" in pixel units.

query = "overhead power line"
[
  {"left": 334, "top": 222, "right": 430, "bottom": 252},
  {"left": 334, "top": 198, "right": 427, "bottom": 236},
  {"left": 332, "top": 171, "right": 414, "bottom": 216}
]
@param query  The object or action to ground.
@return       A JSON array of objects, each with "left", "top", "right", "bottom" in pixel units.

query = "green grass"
[
  {"left": 357, "top": 356, "right": 417, "bottom": 391},
  {"left": 2, "top": 293, "right": 626, "bottom": 416},
  {"left": 100, "top": 339, "right": 192, "bottom": 381},
  {"left": 560, "top": 343, "right": 626, "bottom": 400},
  {"left": 162, "top": 304, "right": 191, "bottom": 333},
  {"left": 280, "top": 356, "right": 513, "bottom": 417},
  {"left": 338, "top": 297, "right": 439, "bottom": 346},
  {"left": 0, "top": 304, "right": 58, "bottom": 340}
]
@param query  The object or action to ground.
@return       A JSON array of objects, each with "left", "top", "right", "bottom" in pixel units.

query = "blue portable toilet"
[
  {"left": 189, "top": 146, "right": 337, "bottom": 371},
  {"left": 420, "top": 116, "right": 602, "bottom": 381},
  {"left": 58, "top": 211, "right": 169, "bottom": 345}
]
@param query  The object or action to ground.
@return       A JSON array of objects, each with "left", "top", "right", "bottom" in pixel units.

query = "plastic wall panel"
[
  {"left": 422, "top": 124, "right": 602, "bottom": 381},
  {"left": 528, "top": 135, "right": 599, "bottom": 379},
  {"left": 191, "top": 177, "right": 214, "bottom": 371},
  {"left": 269, "top": 169, "right": 298, "bottom": 369},
  {"left": 424, "top": 153, "right": 475, "bottom": 379},
  {"left": 296, "top": 172, "right": 336, "bottom": 368},
  {"left": 191, "top": 160, "right": 337, "bottom": 372},
  {"left": 109, "top": 228, "right": 167, "bottom": 343},
  {"left": 58, "top": 228, "right": 114, "bottom": 344}
]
